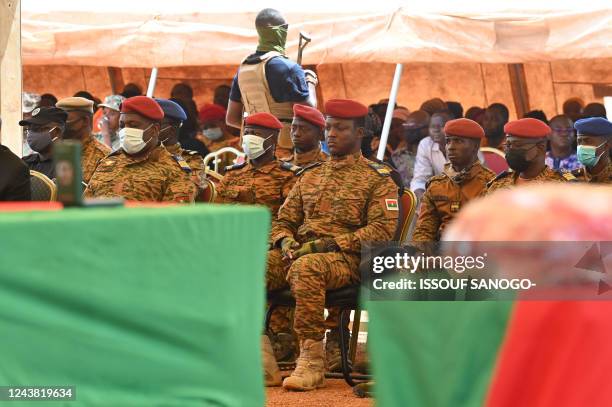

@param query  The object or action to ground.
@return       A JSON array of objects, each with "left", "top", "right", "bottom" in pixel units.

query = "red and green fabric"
[{"left": 367, "top": 300, "right": 612, "bottom": 407}]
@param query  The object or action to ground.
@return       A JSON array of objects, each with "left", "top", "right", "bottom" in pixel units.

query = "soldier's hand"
[
  {"left": 292, "top": 238, "right": 337, "bottom": 259},
  {"left": 281, "top": 237, "right": 300, "bottom": 260}
]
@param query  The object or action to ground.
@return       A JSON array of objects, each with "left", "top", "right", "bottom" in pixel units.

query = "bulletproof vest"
[{"left": 237, "top": 51, "right": 294, "bottom": 149}]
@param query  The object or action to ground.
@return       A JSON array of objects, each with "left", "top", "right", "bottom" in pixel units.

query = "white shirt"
[{"left": 410, "top": 136, "right": 447, "bottom": 192}]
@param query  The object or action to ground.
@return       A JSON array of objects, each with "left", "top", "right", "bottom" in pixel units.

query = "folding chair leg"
[
  {"left": 349, "top": 308, "right": 361, "bottom": 363},
  {"left": 339, "top": 308, "right": 357, "bottom": 386}
]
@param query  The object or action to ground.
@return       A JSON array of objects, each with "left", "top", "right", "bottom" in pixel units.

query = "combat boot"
[
  {"left": 261, "top": 335, "right": 282, "bottom": 386},
  {"left": 325, "top": 328, "right": 351, "bottom": 372},
  {"left": 282, "top": 339, "right": 326, "bottom": 391}
]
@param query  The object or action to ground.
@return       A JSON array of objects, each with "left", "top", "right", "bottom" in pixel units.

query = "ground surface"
[{"left": 266, "top": 379, "right": 373, "bottom": 407}]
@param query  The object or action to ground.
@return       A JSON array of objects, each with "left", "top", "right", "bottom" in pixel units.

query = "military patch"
[
  {"left": 560, "top": 171, "right": 577, "bottom": 182},
  {"left": 172, "top": 155, "right": 192, "bottom": 173},
  {"left": 296, "top": 161, "right": 322, "bottom": 176},
  {"left": 450, "top": 201, "right": 461, "bottom": 213},
  {"left": 31, "top": 107, "right": 40, "bottom": 117},
  {"left": 385, "top": 198, "right": 399, "bottom": 211},
  {"left": 280, "top": 161, "right": 301, "bottom": 174},
  {"left": 95, "top": 158, "right": 117, "bottom": 172},
  {"left": 368, "top": 161, "right": 391, "bottom": 176}
]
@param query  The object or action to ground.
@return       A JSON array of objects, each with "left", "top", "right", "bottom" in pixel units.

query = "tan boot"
[
  {"left": 282, "top": 339, "right": 326, "bottom": 391},
  {"left": 262, "top": 335, "right": 282, "bottom": 386}
]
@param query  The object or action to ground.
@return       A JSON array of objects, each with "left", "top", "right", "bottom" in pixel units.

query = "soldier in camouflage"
[
  {"left": 486, "top": 118, "right": 575, "bottom": 194},
  {"left": 55, "top": 97, "right": 111, "bottom": 184},
  {"left": 572, "top": 117, "right": 612, "bottom": 184},
  {"left": 414, "top": 118, "right": 495, "bottom": 241},
  {"left": 155, "top": 98, "right": 209, "bottom": 199},
  {"left": 84, "top": 96, "right": 196, "bottom": 203},
  {"left": 264, "top": 99, "right": 399, "bottom": 391}
]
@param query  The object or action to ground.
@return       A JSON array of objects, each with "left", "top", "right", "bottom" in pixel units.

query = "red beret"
[
  {"left": 199, "top": 103, "right": 226, "bottom": 123},
  {"left": 444, "top": 118, "right": 485, "bottom": 139},
  {"left": 324, "top": 99, "right": 368, "bottom": 119},
  {"left": 244, "top": 112, "right": 283, "bottom": 130},
  {"left": 120, "top": 96, "right": 164, "bottom": 121},
  {"left": 504, "top": 118, "right": 551, "bottom": 138},
  {"left": 293, "top": 104, "right": 325, "bottom": 129}
]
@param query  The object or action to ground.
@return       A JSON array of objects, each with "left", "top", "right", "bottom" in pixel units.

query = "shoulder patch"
[
  {"left": 425, "top": 174, "right": 447, "bottom": 189},
  {"left": 225, "top": 161, "right": 248, "bottom": 172},
  {"left": 486, "top": 170, "right": 512, "bottom": 188},
  {"left": 367, "top": 161, "right": 392, "bottom": 177},
  {"left": 172, "top": 155, "right": 192, "bottom": 173},
  {"left": 296, "top": 161, "right": 323, "bottom": 176},
  {"left": 280, "top": 161, "right": 301, "bottom": 174}
]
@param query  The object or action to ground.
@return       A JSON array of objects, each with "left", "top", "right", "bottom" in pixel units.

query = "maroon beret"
[
  {"left": 199, "top": 103, "right": 226, "bottom": 123},
  {"left": 444, "top": 118, "right": 485, "bottom": 139},
  {"left": 244, "top": 112, "right": 283, "bottom": 130},
  {"left": 324, "top": 99, "right": 368, "bottom": 119},
  {"left": 120, "top": 96, "right": 164, "bottom": 121},
  {"left": 504, "top": 118, "right": 551, "bottom": 138},
  {"left": 293, "top": 104, "right": 325, "bottom": 129}
]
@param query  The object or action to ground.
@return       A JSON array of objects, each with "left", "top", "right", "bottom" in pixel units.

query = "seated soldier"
[
  {"left": 19, "top": 107, "right": 68, "bottom": 179},
  {"left": 486, "top": 118, "right": 575, "bottom": 194},
  {"left": 283, "top": 104, "right": 328, "bottom": 167},
  {"left": 572, "top": 117, "right": 611, "bottom": 184},
  {"left": 413, "top": 118, "right": 495, "bottom": 242},
  {"left": 156, "top": 98, "right": 207, "bottom": 197},
  {"left": 197, "top": 103, "right": 241, "bottom": 173},
  {"left": 84, "top": 96, "right": 196, "bottom": 202},
  {"left": 214, "top": 112, "right": 299, "bottom": 214},
  {"left": 264, "top": 99, "right": 399, "bottom": 391}
]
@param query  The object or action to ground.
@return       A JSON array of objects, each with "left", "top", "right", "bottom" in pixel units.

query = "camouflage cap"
[
  {"left": 22, "top": 92, "right": 41, "bottom": 113},
  {"left": 99, "top": 95, "right": 125, "bottom": 112}
]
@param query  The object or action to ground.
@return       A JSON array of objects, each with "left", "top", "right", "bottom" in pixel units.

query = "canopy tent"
[
  {"left": 21, "top": 0, "right": 612, "bottom": 66},
  {"left": 5, "top": 0, "right": 612, "bottom": 155}
]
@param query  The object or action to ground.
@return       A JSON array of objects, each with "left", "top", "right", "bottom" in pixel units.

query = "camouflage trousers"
[{"left": 267, "top": 248, "right": 360, "bottom": 341}]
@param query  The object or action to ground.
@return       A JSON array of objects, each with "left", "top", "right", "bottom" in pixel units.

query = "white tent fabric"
[{"left": 21, "top": 0, "right": 612, "bottom": 67}]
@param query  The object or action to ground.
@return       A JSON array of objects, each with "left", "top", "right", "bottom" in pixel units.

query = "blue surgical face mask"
[
  {"left": 577, "top": 142, "right": 606, "bottom": 168},
  {"left": 203, "top": 127, "right": 223, "bottom": 141}
]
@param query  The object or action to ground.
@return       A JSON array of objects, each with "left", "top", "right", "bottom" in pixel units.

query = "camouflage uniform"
[
  {"left": 165, "top": 143, "right": 207, "bottom": 192},
  {"left": 571, "top": 162, "right": 612, "bottom": 184},
  {"left": 215, "top": 160, "right": 298, "bottom": 216},
  {"left": 81, "top": 135, "right": 111, "bottom": 184},
  {"left": 84, "top": 146, "right": 197, "bottom": 203},
  {"left": 281, "top": 146, "right": 328, "bottom": 167},
  {"left": 268, "top": 152, "right": 399, "bottom": 341},
  {"left": 413, "top": 161, "right": 495, "bottom": 241},
  {"left": 485, "top": 166, "right": 574, "bottom": 194}
]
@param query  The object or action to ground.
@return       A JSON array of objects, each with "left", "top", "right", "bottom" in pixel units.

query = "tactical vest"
[{"left": 237, "top": 51, "right": 294, "bottom": 149}]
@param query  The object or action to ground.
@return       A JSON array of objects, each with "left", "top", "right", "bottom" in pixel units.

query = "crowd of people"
[{"left": 0, "top": 6, "right": 610, "bottom": 397}]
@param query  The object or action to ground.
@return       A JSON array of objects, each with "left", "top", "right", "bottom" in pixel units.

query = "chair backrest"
[
  {"left": 198, "top": 178, "right": 217, "bottom": 203},
  {"left": 394, "top": 189, "right": 418, "bottom": 243},
  {"left": 203, "top": 147, "right": 245, "bottom": 173},
  {"left": 30, "top": 170, "right": 57, "bottom": 201},
  {"left": 480, "top": 147, "right": 509, "bottom": 174}
]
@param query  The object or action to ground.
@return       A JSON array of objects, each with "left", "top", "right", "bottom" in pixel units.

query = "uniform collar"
[
  {"left": 249, "top": 159, "right": 278, "bottom": 174},
  {"left": 165, "top": 143, "right": 181, "bottom": 155},
  {"left": 292, "top": 146, "right": 323, "bottom": 166},
  {"left": 443, "top": 161, "right": 481, "bottom": 184},
  {"left": 122, "top": 145, "right": 163, "bottom": 164},
  {"left": 330, "top": 151, "right": 362, "bottom": 168}
]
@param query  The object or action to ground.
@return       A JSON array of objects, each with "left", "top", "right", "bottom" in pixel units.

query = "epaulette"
[
  {"left": 280, "top": 161, "right": 302, "bottom": 175},
  {"left": 172, "top": 154, "right": 192, "bottom": 173},
  {"left": 486, "top": 170, "right": 512, "bottom": 188},
  {"left": 296, "top": 161, "right": 323, "bottom": 176},
  {"left": 225, "top": 161, "right": 248, "bottom": 172},
  {"left": 559, "top": 170, "right": 578, "bottom": 182},
  {"left": 185, "top": 149, "right": 202, "bottom": 157},
  {"left": 425, "top": 174, "right": 447, "bottom": 189},
  {"left": 367, "top": 161, "right": 392, "bottom": 177}
]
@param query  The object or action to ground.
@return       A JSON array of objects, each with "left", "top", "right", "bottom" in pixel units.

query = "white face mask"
[
  {"left": 120, "top": 124, "right": 153, "bottom": 155},
  {"left": 242, "top": 134, "right": 271, "bottom": 160}
]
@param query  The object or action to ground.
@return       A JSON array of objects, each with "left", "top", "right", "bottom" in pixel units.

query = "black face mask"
[{"left": 505, "top": 145, "right": 536, "bottom": 172}]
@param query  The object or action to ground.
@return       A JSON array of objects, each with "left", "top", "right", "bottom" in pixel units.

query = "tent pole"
[
  {"left": 0, "top": 0, "right": 22, "bottom": 155},
  {"left": 508, "top": 63, "right": 530, "bottom": 119},
  {"left": 377, "top": 64, "right": 403, "bottom": 161},
  {"left": 146, "top": 67, "right": 158, "bottom": 97}
]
